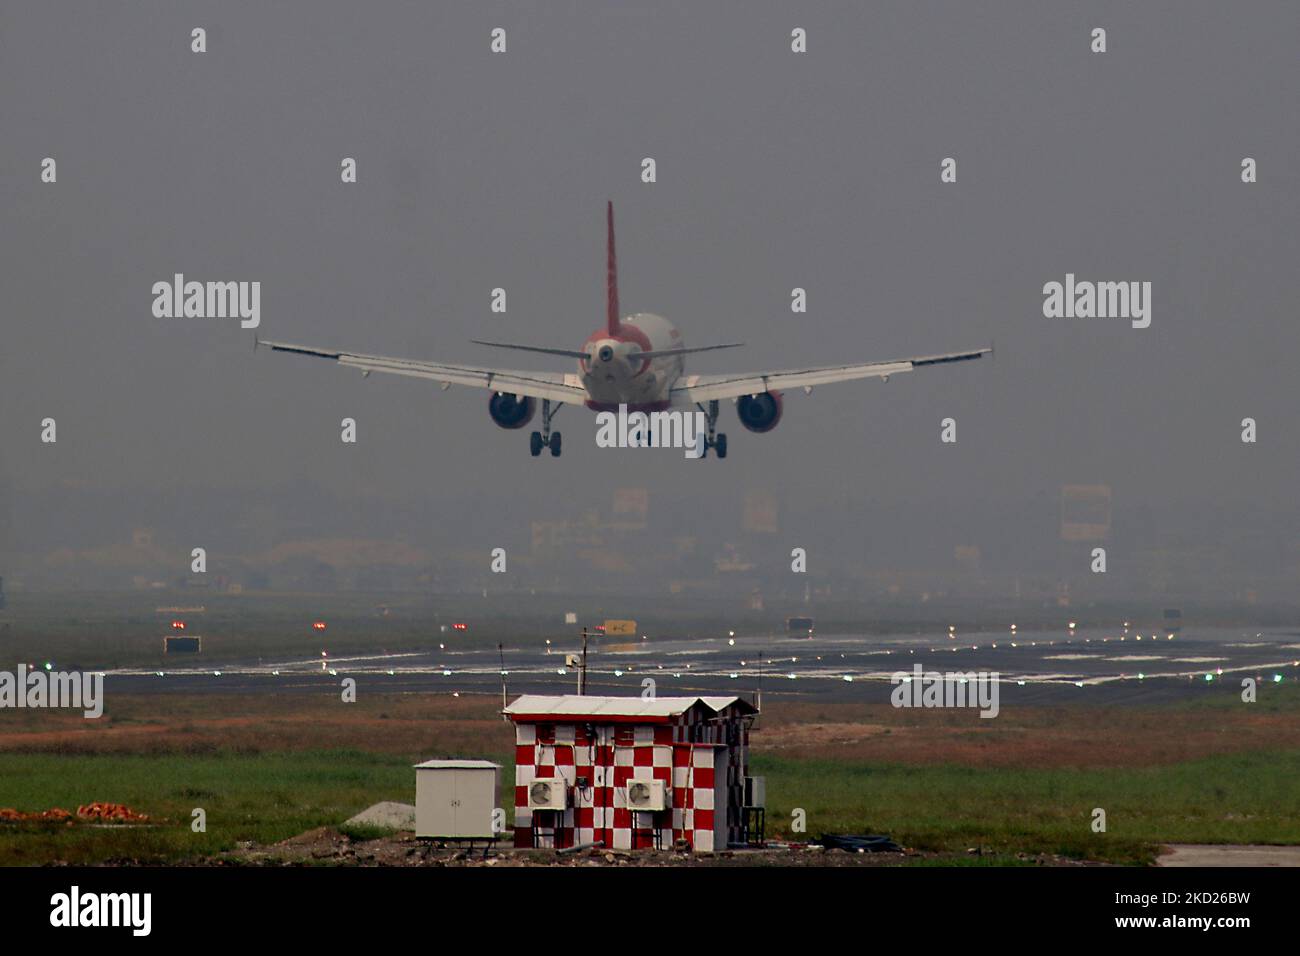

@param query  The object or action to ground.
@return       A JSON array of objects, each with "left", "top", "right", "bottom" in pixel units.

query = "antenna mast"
[
  {"left": 579, "top": 626, "right": 590, "bottom": 695},
  {"left": 498, "top": 642, "right": 509, "bottom": 717}
]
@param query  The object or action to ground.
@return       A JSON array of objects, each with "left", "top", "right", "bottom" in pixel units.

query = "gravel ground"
[{"left": 196, "top": 827, "right": 1098, "bottom": 867}]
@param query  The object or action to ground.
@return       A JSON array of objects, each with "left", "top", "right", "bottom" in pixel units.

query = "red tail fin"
[{"left": 606, "top": 200, "right": 620, "bottom": 336}]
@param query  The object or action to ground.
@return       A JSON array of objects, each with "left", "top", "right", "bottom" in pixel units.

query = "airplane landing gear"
[
  {"left": 696, "top": 400, "right": 727, "bottom": 459},
  {"left": 531, "top": 400, "right": 563, "bottom": 457}
]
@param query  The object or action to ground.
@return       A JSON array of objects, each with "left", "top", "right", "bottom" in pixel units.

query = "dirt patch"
[
  {"left": 750, "top": 701, "right": 1300, "bottom": 768},
  {"left": 759, "top": 722, "right": 893, "bottom": 748},
  {"left": 0, "top": 695, "right": 511, "bottom": 757},
  {"left": 4, "top": 693, "right": 1300, "bottom": 770}
]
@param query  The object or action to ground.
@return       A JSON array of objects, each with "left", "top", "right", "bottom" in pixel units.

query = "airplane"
[{"left": 258, "top": 202, "right": 989, "bottom": 459}]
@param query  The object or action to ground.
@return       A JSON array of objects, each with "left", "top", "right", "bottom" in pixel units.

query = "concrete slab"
[{"left": 1157, "top": 844, "right": 1300, "bottom": 867}]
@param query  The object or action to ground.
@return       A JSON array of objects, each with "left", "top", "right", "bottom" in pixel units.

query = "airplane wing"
[
  {"left": 258, "top": 339, "right": 588, "bottom": 405},
  {"left": 669, "top": 347, "right": 990, "bottom": 406}
]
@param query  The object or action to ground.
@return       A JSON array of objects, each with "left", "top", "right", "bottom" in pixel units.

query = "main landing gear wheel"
[
  {"left": 696, "top": 399, "right": 726, "bottom": 459},
  {"left": 530, "top": 399, "right": 564, "bottom": 457}
]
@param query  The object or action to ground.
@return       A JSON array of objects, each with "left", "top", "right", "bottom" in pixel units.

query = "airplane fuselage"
[{"left": 580, "top": 312, "right": 683, "bottom": 410}]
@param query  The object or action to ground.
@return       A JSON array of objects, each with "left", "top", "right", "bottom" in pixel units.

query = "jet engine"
[
  {"left": 736, "top": 391, "right": 783, "bottom": 433},
  {"left": 488, "top": 392, "right": 537, "bottom": 429}
]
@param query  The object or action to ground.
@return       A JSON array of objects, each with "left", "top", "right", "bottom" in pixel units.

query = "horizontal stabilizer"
[
  {"left": 470, "top": 340, "right": 589, "bottom": 359},
  {"left": 637, "top": 343, "right": 744, "bottom": 360}
]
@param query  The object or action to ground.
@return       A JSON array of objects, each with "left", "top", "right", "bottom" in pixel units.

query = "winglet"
[{"left": 606, "top": 200, "right": 620, "bottom": 336}]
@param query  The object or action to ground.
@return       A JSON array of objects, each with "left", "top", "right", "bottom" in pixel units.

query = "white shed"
[{"left": 413, "top": 759, "right": 502, "bottom": 840}]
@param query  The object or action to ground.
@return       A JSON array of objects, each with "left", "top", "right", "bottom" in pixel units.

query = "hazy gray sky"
[{"left": 1, "top": 2, "right": 1296, "bottom": 591}]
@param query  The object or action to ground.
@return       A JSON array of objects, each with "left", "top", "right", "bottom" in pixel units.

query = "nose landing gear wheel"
[
  {"left": 530, "top": 431, "right": 543, "bottom": 457},
  {"left": 549, "top": 431, "right": 562, "bottom": 457},
  {"left": 715, "top": 433, "right": 727, "bottom": 459}
]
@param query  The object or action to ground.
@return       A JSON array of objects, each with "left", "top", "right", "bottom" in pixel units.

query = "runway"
[{"left": 95, "top": 625, "right": 1300, "bottom": 707}]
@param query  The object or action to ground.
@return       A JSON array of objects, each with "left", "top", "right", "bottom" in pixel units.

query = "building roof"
[
  {"left": 413, "top": 759, "right": 502, "bottom": 770},
  {"left": 503, "top": 694, "right": 757, "bottom": 723},
  {"left": 699, "top": 696, "right": 755, "bottom": 714}
]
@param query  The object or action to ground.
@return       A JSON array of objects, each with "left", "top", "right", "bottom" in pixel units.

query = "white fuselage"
[{"left": 579, "top": 312, "right": 683, "bottom": 408}]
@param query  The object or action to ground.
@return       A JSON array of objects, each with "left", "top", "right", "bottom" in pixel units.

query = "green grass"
[
  {"left": 755, "top": 750, "right": 1300, "bottom": 866},
  {"left": 3, "top": 747, "right": 1297, "bottom": 866},
  {"left": 336, "top": 822, "right": 400, "bottom": 842},
  {"left": 0, "top": 750, "right": 447, "bottom": 865}
]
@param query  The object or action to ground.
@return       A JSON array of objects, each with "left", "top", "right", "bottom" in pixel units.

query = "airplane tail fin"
[{"left": 607, "top": 200, "right": 620, "bottom": 336}]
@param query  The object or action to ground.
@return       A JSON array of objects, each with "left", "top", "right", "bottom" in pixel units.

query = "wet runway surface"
[{"left": 99, "top": 625, "right": 1300, "bottom": 706}]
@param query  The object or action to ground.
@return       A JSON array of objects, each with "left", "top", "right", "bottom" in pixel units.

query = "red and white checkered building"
[{"left": 504, "top": 695, "right": 758, "bottom": 852}]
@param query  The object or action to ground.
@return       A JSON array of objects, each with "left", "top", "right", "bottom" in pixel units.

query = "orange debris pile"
[
  {"left": 0, "top": 807, "right": 74, "bottom": 822},
  {"left": 76, "top": 802, "right": 150, "bottom": 822},
  {"left": 0, "top": 803, "right": 149, "bottom": 823}
]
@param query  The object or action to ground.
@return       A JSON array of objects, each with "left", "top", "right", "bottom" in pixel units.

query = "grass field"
[
  {"left": 2, "top": 689, "right": 1298, "bottom": 866},
  {"left": 0, "top": 750, "right": 418, "bottom": 865},
  {"left": 3, "top": 748, "right": 1297, "bottom": 866},
  {"left": 757, "top": 751, "right": 1300, "bottom": 865}
]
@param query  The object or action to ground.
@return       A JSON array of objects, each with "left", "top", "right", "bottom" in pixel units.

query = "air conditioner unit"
[
  {"left": 527, "top": 779, "right": 569, "bottom": 810},
  {"left": 626, "top": 779, "right": 669, "bottom": 811},
  {"left": 744, "top": 776, "right": 765, "bottom": 808}
]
